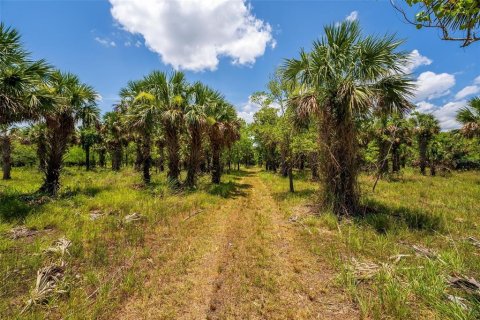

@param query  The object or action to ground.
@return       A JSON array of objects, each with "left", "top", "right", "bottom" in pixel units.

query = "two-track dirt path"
[{"left": 118, "top": 169, "right": 358, "bottom": 319}]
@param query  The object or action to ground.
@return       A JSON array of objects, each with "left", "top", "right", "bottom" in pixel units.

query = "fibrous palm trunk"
[
  {"left": 99, "top": 149, "right": 106, "bottom": 168},
  {"left": 1, "top": 134, "right": 12, "bottom": 180},
  {"left": 111, "top": 144, "right": 122, "bottom": 171},
  {"left": 419, "top": 136, "right": 428, "bottom": 175},
  {"left": 320, "top": 103, "right": 359, "bottom": 216},
  {"left": 185, "top": 125, "right": 202, "bottom": 188},
  {"left": 37, "top": 134, "right": 47, "bottom": 171},
  {"left": 40, "top": 113, "right": 74, "bottom": 195},
  {"left": 211, "top": 141, "right": 221, "bottom": 184},
  {"left": 165, "top": 122, "right": 180, "bottom": 187},
  {"left": 391, "top": 142, "right": 401, "bottom": 173},
  {"left": 156, "top": 140, "right": 165, "bottom": 172},
  {"left": 309, "top": 151, "right": 319, "bottom": 181},
  {"left": 142, "top": 133, "right": 151, "bottom": 184}
]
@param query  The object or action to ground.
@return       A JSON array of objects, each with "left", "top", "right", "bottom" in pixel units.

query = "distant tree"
[
  {"left": 392, "top": 0, "right": 480, "bottom": 47},
  {"left": 78, "top": 104, "right": 100, "bottom": 171},
  {"left": 410, "top": 112, "right": 440, "bottom": 175},
  {"left": 457, "top": 97, "right": 480, "bottom": 138}
]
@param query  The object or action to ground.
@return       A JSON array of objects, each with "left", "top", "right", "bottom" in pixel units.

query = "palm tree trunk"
[
  {"left": 112, "top": 144, "right": 122, "bottom": 171},
  {"left": 430, "top": 159, "right": 436, "bottom": 176},
  {"left": 309, "top": 151, "right": 319, "bottom": 181},
  {"left": 288, "top": 165, "right": 294, "bottom": 193},
  {"left": 40, "top": 114, "right": 73, "bottom": 195},
  {"left": 99, "top": 149, "right": 106, "bottom": 168},
  {"left": 156, "top": 140, "right": 165, "bottom": 172},
  {"left": 391, "top": 143, "right": 400, "bottom": 173},
  {"left": 165, "top": 122, "right": 180, "bottom": 187},
  {"left": 320, "top": 104, "right": 359, "bottom": 216},
  {"left": 211, "top": 142, "right": 221, "bottom": 184},
  {"left": 419, "top": 136, "right": 427, "bottom": 175},
  {"left": 1, "top": 134, "right": 12, "bottom": 180},
  {"left": 142, "top": 133, "right": 151, "bottom": 184},
  {"left": 186, "top": 125, "right": 201, "bottom": 188}
]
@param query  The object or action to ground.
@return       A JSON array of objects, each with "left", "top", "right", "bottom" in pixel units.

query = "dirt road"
[{"left": 118, "top": 170, "right": 358, "bottom": 319}]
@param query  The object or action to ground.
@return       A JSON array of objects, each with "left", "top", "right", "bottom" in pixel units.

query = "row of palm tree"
[{"left": 116, "top": 71, "right": 241, "bottom": 188}]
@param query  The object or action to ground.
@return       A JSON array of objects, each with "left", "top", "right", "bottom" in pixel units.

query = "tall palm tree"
[
  {"left": 103, "top": 110, "right": 124, "bottom": 171},
  {"left": 40, "top": 71, "right": 97, "bottom": 195},
  {"left": 184, "top": 83, "right": 216, "bottom": 188},
  {"left": 121, "top": 80, "right": 158, "bottom": 184},
  {"left": 142, "top": 71, "right": 188, "bottom": 187},
  {"left": 0, "top": 23, "right": 50, "bottom": 179},
  {"left": 410, "top": 112, "right": 440, "bottom": 175},
  {"left": 282, "top": 21, "right": 414, "bottom": 216},
  {"left": 207, "top": 100, "right": 240, "bottom": 184},
  {"left": 456, "top": 97, "right": 480, "bottom": 138}
]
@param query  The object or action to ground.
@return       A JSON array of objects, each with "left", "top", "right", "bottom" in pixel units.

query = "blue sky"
[{"left": 1, "top": 0, "right": 479, "bottom": 129}]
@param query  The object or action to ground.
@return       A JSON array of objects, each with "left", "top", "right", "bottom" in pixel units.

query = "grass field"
[{"left": 1, "top": 167, "right": 479, "bottom": 319}]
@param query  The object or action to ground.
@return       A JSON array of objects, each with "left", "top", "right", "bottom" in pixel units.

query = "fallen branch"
[{"left": 183, "top": 209, "right": 204, "bottom": 222}]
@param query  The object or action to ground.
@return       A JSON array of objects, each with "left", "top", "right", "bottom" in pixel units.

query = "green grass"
[
  {"left": 259, "top": 168, "right": 480, "bottom": 320},
  {"left": 0, "top": 166, "right": 238, "bottom": 319}
]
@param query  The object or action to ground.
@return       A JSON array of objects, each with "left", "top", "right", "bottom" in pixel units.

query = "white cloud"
[
  {"left": 95, "top": 37, "right": 116, "bottom": 47},
  {"left": 454, "top": 85, "right": 480, "bottom": 100},
  {"left": 414, "top": 71, "right": 456, "bottom": 101},
  {"left": 237, "top": 96, "right": 280, "bottom": 123},
  {"left": 109, "top": 0, "right": 275, "bottom": 71},
  {"left": 415, "top": 100, "right": 466, "bottom": 130},
  {"left": 346, "top": 11, "right": 358, "bottom": 22},
  {"left": 475, "top": 75, "right": 480, "bottom": 85},
  {"left": 403, "top": 50, "right": 432, "bottom": 74},
  {"left": 415, "top": 101, "right": 436, "bottom": 113}
]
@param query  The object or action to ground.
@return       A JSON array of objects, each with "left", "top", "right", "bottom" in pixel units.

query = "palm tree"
[
  {"left": 121, "top": 80, "right": 158, "bottom": 184},
  {"left": 456, "top": 97, "right": 480, "bottom": 138},
  {"left": 207, "top": 100, "right": 240, "bottom": 184},
  {"left": 40, "top": 71, "right": 97, "bottom": 195},
  {"left": 142, "top": 71, "right": 188, "bottom": 187},
  {"left": 0, "top": 23, "right": 50, "bottom": 179},
  {"left": 184, "top": 83, "right": 216, "bottom": 188},
  {"left": 78, "top": 104, "right": 100, "bottom": 171},
  {"left": 410, "top": 112, "right": 440, "bottom": 175},
  {"left": 103, "top": 110, "right": 124, "bottom": 171},
  {"left": 282, "top": 21, "right": 414, "bottom": 216}
]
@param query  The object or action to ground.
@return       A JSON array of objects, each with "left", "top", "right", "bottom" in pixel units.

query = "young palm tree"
[
  {"left": 78, "top": 104, "right": 100, "bottom": 171},
  {"left": 0, "top": 23, "right": 50, "bottom": 179},
  {"left": 282, "top": 21, "right": 414, "bottom": 216},
  {"left": 456, "top": 97, "right": 480, "bottom": 138},
  {"left": 207, "top": 100, "right": 240, "bottom": 184},
  {"left": 40, "top": 71, "right": 97, "bottom": 195},
  {"left": 410, "top": 112, "right": 440, "bottom": 175}
]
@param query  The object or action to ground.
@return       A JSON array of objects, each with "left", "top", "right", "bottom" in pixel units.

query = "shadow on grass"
[
  {"left": 208, "top": 181, "right": 252, "bottom": 198},
  {"left": 226, "top": 169, "right": 256, "bottom": 178},
  {"left": 271, "top": 188, "right": 316, "bottom": 202},
  {"left": 356, "top": 199, "right": 443, "bottom": 234},
  {"left": 0, "top": 191, "right": 49, "bottom": 222}
]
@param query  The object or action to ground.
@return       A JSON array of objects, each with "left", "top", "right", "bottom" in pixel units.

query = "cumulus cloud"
[
  {"left": 345, "top": 11, "right": 358, "bottom": 22},
  {"left": 415, "top": 100, "right": 466, "bottom": 130},
  {"left": 414, "top": 71, "right": 456, "bottom": 102},
  {"left": 403, "top": 50, "right": 432, "bottom": 74},
  {"left": 237, "top": 96, "right": 280, "bottom": 123},
  {"left": 95, "top": 37, "right": 116, "bottom": 47},
  {"left": 475, "top": 75, "right": 480, "bottom": 84},
  {"left": 454, "top": 85, "right": 480, "bottom": 100},
  {"left": 109, "top": 0, "right": 275, "bottom": 71}
]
